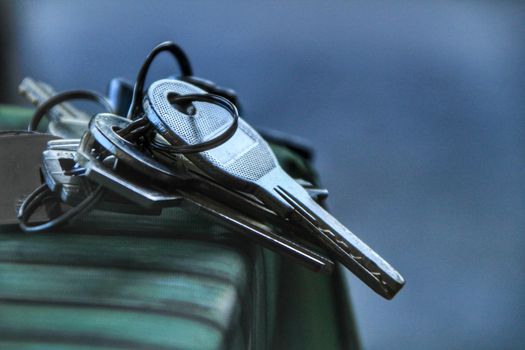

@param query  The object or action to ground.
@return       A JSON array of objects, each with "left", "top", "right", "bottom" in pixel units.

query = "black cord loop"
[
  {"left": 18, "top": 184, "right": 104, "bottom": 233},
  {"left": 28, "top": 90, "right": 114, "bottom": 132},
  {"left": 127, "top": 41, "right": 193, "bottom": 119}
]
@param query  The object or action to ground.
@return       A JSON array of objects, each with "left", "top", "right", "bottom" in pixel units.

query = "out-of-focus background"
[{"left": 1, "top": 1, "right": 524, "bottom": 349}]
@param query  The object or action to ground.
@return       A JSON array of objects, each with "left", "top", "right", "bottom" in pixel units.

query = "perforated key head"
[
  {"left": 144, "top": 80, "right": 277, "bottom": 181},
  {"left": 144, "top": 79, "right": 293, "bottom": 214}
]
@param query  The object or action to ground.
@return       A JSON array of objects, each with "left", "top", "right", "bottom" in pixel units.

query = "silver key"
[
  {"left": 18, "top": 77, "right": 90, "bottom": 138},
  {"left": 144, "top": 79, "right": 405, "bottom": 299},
  {"left": 42, "top": 144, "right": 161, "bottom": 215},
  {"left": 76, "top": 132, "right": 183, "bottom": 209},
  {"left": 85, "top": 113, "right": 335, "bottom": 273},
  {"left": 42, "top": 148, "right": 93, "bottom": 204}
]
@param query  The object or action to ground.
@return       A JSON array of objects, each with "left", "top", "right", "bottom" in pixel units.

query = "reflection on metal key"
[{"left": 144, "top": 79, "right": 405, "bottom": 299}]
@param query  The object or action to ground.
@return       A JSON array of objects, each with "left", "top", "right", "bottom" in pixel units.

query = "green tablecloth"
[{"left": 0, "top": 105, "right": 360, "bottom": 350}]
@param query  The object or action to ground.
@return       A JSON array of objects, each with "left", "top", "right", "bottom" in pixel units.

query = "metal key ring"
[
  {"left": 151, "top": 93, "right": 239, "bottom": 154},
  {"left": 28, "top": 90, "right": 114, "bottom": 132},
  {"left": 89, "top": 113, "right": 184, "bottom": 184},
  {"left": 18, "top": 183, "right": 104, "bottom": 232}
]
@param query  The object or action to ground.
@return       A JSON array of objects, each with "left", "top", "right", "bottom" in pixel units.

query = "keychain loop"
[
  {"left": 127, "top": 41, "right": 193, "bottom": 119},
  {"left": 18, "top": 183, "right": 104, "bottom": 232}
]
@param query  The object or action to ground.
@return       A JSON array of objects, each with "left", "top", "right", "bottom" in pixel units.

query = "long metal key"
[
  {"left": 18, "top": 77, "right": 91, "bottom": 138},
  {"left": 83, "top": 113, "right": 335, "bottom": 273},
  {"left": 144, "top": 79, "right": 405, "bottom": 299}
]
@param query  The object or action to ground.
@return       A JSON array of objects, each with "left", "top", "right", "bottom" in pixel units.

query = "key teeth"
[
  {"left": 276, "top": 184, "right": 406, "bottom": 299},
  {"left": 321, "top": 228, "right": 336, "bottom": 237},
  {"left": 336, "top": 239, "right": 349, "bottom": 248}
]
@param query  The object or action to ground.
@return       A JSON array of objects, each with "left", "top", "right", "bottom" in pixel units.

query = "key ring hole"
[
  {"left": 167, "top": 92, "right": 197, "bottom": 116},
  {"left": 151, "top": 93, "right": 239, "bottom": 154},
  {"left": 58, "top": 158, "right": 76, "bottom": 172}
]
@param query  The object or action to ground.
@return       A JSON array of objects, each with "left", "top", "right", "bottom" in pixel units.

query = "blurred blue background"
[{"left": 1, "top": 1, "right": 524, "bottom": 349}]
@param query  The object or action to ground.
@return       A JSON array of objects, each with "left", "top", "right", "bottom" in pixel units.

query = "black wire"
[
  {"left": 95, "top": 116, "right": 152, "bottom": 160},
  {"left": 28, "top": 90, "right": 114, "bottom": 132},
  {"left": 116, "top": 116, "right": 149, "bottom": 137},
  {"left": 18, "top": 183, "right": 104, "bottom": 232},
  {"left": 150, "top": 93, "right": 239, "bottom": 154},
  {"left": 125, "top": 124, "right": 152, "bottom": 142},
  {"left": 127, "top": 41, "right": 193, "bottom": 119}
]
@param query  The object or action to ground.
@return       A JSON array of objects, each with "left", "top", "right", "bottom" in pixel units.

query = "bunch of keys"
[{"left": 16, "top": 42, "right": 405, "bottom": 299}]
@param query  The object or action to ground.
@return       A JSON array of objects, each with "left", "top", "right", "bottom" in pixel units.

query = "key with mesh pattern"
[{"left": 143, "top": 79, "right": 405, "bottom": 299}]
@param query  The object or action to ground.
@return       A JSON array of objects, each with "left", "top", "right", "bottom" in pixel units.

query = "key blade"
[
  {"left": 184, "top": 167, "right": 321, "bottom": 245},
  {"left": 275, "top": 185, "right": 405, "bottom": 300},
  {"left": 177, "top": 188, "right": 334, "bottom": 274},
  {"left": 18, "top": 77, "right": 57, "bottom": 106},
  {"left": 165, "top": 160, "right": 335, "bottom": 273}
]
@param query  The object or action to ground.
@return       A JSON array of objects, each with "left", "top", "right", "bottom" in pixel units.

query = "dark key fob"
[
  {"left": 0, "top": 131, "right": 58, "bottom": 225},
  {"left": 107, "top": 78, "right": 134, "bottom": 117}
]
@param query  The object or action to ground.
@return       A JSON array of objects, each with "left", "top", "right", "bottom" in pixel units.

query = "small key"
[
  {"left": 42, "top": 144, "right": 162, "bottom": 215},
  {"left": 76, "top": 132, "right": 183, "bottom": 210},
  {"left": 42, "top": 148, "right": 93, "bottom": 204},
  {"left": 18, "top": 77, "right": 90, "bottom": 138},
  {"left": 144, "top": 79, "right": 405, "bottom": 299}
]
